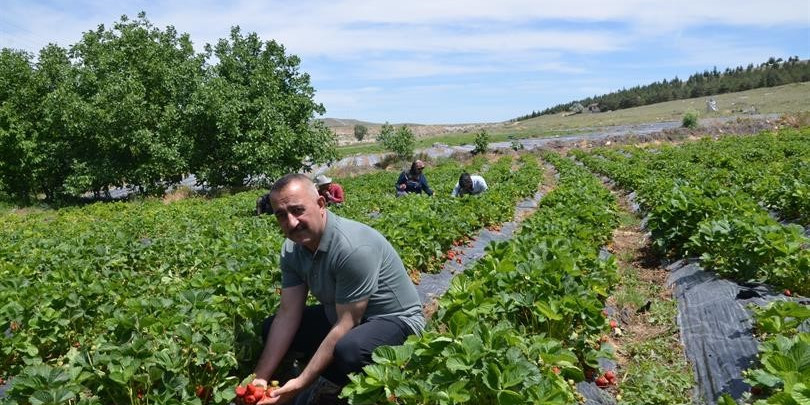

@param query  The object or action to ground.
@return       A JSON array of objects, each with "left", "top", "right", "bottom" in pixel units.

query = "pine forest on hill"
[{"left": 516, "top": 56, "right": 810, "bottom": 121}]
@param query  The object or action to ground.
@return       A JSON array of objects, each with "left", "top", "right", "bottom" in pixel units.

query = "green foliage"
[
  {"left": 377, "top": 122, "right": 414, "bottom": 160},
  {"left": 0, "top": 13, "right": 336, "bottom": 201},
  {"left": 472, "top": 129, "right": 489, "bottom": 155},
  {"left": 573, "top": 127, "right": 810, "bottom": 295},
  {"left": 343, "top": 152, "right": 622, "bottom": 404},
  {"left": 353, "top": 124, "right": 368, "bottom": 141},
  {"left": 682, "top": 110, "right": 699, "bottom": 128},
  {"left": 738, "top": 301, "right": 810, "bottom": 404},
  {"left": 190, "top": 26, "right": 336, "bottom": 187}
]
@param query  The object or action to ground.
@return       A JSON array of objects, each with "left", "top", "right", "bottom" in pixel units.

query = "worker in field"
[
  {"left": 395, "top": 159, "right": 433, "bottom": 196},
  {"left": 256, "top": 192, "right": 272, "bottom": 215},
  {"left": 248, "top": 173, "right": 425, "bottom": 405},
  {"left": 451, "top": 172, "right": 488, "bottom": 197},
  {"left": 313, "top": 174, "right": 345, "bottom": 206}
]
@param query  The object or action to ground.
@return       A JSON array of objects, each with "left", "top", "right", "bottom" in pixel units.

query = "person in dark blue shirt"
[{"left": 396, "top": 160, "right": 433, "bottom": 197}]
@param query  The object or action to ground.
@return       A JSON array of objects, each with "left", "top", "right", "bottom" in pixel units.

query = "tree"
[
  {"left": 353, "top": 124, "right": 368, "bottom": 141},
  {"left": 472, "top": 129, "right": 489, "bottom": 155},
  {"left": 0, "top": 49, "right": 39, "bottom": 202},
  {"left": 68, "top": 12, "right": 204, "bottom": 195},
  {"left": 190, "top": 26, "right": 336, "bottom": 187},
  {"left": 377, "top": 122, "right": 414, "bottom": 160}
]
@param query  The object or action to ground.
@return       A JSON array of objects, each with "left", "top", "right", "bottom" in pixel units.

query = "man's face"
[{"left": 269, "top": 180, "right": 327, "bottom": 251}]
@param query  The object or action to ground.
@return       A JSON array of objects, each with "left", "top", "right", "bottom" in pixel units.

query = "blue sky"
[{"left": 2, "top": 0, "right": 808, "bottom": 124}]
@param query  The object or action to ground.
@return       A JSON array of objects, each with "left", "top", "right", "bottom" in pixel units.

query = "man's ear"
[{"left": 317, "top": 195, "right": 327, "bottom": 209}]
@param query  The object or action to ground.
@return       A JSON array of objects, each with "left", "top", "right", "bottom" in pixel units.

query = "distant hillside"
[
  {"left": 317, "top": 118, "right": 500, "bottom": 146},
  {"left": 318, "top": 118, "right": 378, "bottom": 128},
  {"left": 517, "top": 56, "right": 810, "bottom": 121}
]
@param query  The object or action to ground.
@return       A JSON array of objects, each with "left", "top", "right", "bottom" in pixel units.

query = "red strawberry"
[
  {"left": 609, "top": 319, "right": 618, "bottom": 328},
  {"left": 195, "top": 385, "right": 210, "bottom": 399},
  {"left": 243, "top": 393, "right": 259, "bottom": 405},
  {"left": 595, "top": 376, "right": 609, "bottom": 388},
  {"left": 604, "top": 370, "right": 616, "bottom": 383},
  {"left": 245, "top": 384, "right": 257, "bottom": 395},
  {"left": 235, "top": 385, "right": 247, "bottom": 397},
  {"left": 784, "top": 289, "right": 792, "bottom": 296}
]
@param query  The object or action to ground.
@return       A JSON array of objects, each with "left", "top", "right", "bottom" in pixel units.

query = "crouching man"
[{"left": 250, "top": 173, "right": 425, "bottom": 405}]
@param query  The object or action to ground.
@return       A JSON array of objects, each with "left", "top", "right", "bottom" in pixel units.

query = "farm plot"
[
  {"left": 571, "top": 127, "right": 810, "bottom": 294},
  {"left": 571, "top": 127, "right": 810, "bottom": 404},
  {"left": 342, "top": 151, "right": 624, "bottom": 404},
  {"left": 0, "top": 155, "right": 541, "bottom": 404}
]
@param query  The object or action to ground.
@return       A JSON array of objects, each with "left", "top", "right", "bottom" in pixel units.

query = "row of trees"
[
  {"left": 0, "top": 12, "right": 336, "bottom": 203},
  {"left": 516, "top": 56, "right": 810, "bottom": 120}
]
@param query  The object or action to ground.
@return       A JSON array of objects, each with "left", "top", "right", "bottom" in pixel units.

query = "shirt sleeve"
[
  {"left": 334, "top": 245, "right": 379, "bottom": 304},
  {"left": 476, "top": 177, "right": 488, "bottom": 193},
  {"left": 331, "top": 184, "right": 345, "bottom": 203},
  {"left": 451, "top": 182, "right": 461, "bottom": 197}
]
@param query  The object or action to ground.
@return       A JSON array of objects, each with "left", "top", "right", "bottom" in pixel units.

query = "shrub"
[
  {"left": 473, "top": 129, "right": 490, "bottom": 155},
  {"left": 377, "top": 123, "right": 414, "bottom": 160},
  {"left": 354, "top": 124, "right": 368, "bottom": 141},
  {"left": 682, "top": 110, "right": 699, "bottom": 129}
]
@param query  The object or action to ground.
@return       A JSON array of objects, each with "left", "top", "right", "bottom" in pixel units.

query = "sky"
[{"left": 2, "top": 1, "right": 809, "bottom": 124}]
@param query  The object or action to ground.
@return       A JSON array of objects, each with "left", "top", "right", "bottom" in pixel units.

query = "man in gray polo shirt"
[{"left": 250, "top": 173, "right": 424, "bottom": 405}]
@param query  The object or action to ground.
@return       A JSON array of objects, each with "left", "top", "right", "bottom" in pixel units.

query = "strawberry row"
[{"left": 342, "top": 151, "right": 621, "bottom": 404}]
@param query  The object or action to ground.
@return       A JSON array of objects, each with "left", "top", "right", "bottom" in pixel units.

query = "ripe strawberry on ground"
[
  {"left": 604, "top": 370, "right": 617, "bottom": 384},
  {"left": 595, "top": 376, "right": 609, "bottom": 388}
]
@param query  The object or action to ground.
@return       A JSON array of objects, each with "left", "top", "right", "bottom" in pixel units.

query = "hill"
[{"left": 328, "top": 81, "right": 810, "bottom": 150}]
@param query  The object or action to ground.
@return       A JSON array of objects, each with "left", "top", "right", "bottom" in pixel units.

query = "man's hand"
[
  {"left": 235, "top": 380, "right": 284, "bottom": 405},
  {"left": 257, "top": 377, "right": 306, "bottom": 404}
]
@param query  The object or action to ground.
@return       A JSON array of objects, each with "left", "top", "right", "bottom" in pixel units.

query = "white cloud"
[{"left": 2, "top": 0, "right": 807, "bottom": 123}]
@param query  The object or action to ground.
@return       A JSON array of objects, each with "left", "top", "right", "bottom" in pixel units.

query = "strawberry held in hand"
[{"left": 236, "top": 380, "right": 281, "bottom": 405}]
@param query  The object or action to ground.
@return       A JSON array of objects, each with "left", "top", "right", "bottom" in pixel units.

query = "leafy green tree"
[
  {"left": 190, "top": 26, "right": 336, "bottom": 187},
  {"left": 0, "top": 49, "right": 39, "bottom": 202},
  {"left": 353, "top": 124, "right": 368, "bottom": 141},
  {"left": 377, "top": 122, "right": 414, "bottom": 160},
  {"left": 473, "top": 129, "right": 489, "bottom": 155},
  {"left": 69, "top": 12, "right": 204, "bottom": 195},
  {"left": 0, "top": 45, "right": 82, "bottom": 202}
]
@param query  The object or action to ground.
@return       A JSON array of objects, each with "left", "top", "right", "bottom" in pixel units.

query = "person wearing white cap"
[{"left": 314, "top": 174, "right": 344, "bottom": 205}]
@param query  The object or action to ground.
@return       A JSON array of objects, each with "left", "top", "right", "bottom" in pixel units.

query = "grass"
[
  {"left": 335, "top": 81, "right": 810, "bottom": 157},
  {"left": 604, "top": 208, "right": 696, "bottom": 404}
]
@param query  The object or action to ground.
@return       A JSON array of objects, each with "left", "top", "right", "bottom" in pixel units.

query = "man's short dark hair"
[
  {"left": 459, "top": 172, "right": 472, "bottom": 191},
  {"left": 271, "top": 173, "right": 312, "bottom": 194}
]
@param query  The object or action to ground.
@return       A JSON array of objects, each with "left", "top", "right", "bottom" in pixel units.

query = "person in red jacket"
[{"left": 314, "top": 174, "right": 344, "bottom": 205}]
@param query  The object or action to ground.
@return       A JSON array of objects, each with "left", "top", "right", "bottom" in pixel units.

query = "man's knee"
[{"left": 333, "top": 337, "right": 365, "bottom": 372}]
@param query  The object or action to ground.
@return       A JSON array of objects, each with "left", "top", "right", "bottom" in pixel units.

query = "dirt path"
[{"left": 597, "top": 181, "right": 696, "bottom": 403}]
